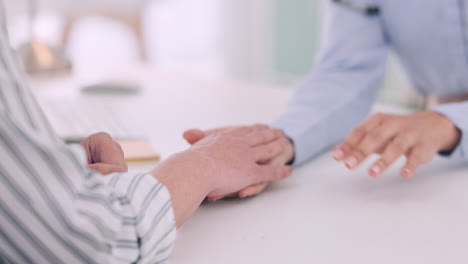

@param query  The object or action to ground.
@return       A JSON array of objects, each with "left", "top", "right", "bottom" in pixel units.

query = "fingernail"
[
  {"left": 333, "top": 149, "right": 344, "bottom": 160},
  {"left": 369, "top": 165, "right": 381, "bottom": 177},
  {"left": 401, "top": 168, "right": 412, "bottom": 178},
  {"left": 345, "top": 156, "right": 358, "bottom": 169}
]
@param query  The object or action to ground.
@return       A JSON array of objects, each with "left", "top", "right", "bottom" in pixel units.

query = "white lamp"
[{"left": 17, "top": 0, "right": 72, "bottom": 76}]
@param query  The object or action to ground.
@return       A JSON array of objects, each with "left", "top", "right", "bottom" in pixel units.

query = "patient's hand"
[
  {"left": 81, "top": 132, "right": 128, "bottom": 175},
  {"left": 184, "top": 124, "right": 294, "bottom": 200},
  {"left": 153, "top": 126, "right": 294, "bottom": 226}
]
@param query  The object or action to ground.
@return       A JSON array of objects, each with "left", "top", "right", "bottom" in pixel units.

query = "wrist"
[
  {"left": 162, "top": 150, "right": 217, "bottom": 196},
  {"left": 150, "top": 150, "right": 216, "bottom": 226}
]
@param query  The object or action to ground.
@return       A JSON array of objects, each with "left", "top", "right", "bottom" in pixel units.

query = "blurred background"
[{"left": 4, "top": 0, "right": 421, "bottom": 107}]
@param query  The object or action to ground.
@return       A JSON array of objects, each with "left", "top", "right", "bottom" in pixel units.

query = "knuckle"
[
  {"left": 279, "top": 137, "right": 289, "bottom": 148},
  {"left": 270, "top": 143, "right": 281, "bottom": 154},
  {"left": 339, "top": 142, "right": 353, "bottom": 152},
  {"left": 266, "top": 129, "right": 276, "bottom": 139},
  {"left": 366, "top": 131, "right": 383, "bottom": 143},
  {"left": 392, "top": 141, "right": 407, "bottom": 152},
  {"left": 402, "top": 129, "right": 418, "bottom": 140},
  {"left": 351, "top": 127, "right": 365, "bottom": 137},
  {"left": 266, "top": 145, "right": 275, "bottom": 155},
  {"left": 257, "top": 133, "right": 266, "bottom": 143}
]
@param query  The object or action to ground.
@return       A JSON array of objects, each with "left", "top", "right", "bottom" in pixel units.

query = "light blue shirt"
[{"left": 273, "top": 0, "right": 468, "bottom": 166}]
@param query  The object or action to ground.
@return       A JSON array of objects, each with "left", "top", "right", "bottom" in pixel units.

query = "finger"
[
  {"left": 184, "top": 127, "right": 234, "bottom": 143},
  {"left": 334, "top": 113, "right": 385, "bottom": 161},
  {"left": 343, "top": 126, "right": 398, "bottom": 169},
  {"left": 268, "top": 137, "right": 295, "bottom": 166},
  {"left": 89, "top": 163, "right": 127, "bottom": 175},
  {"left": 246, "top": 128, "right": 283, "bottom": 146},
  {"left": 227, "top": 124, "right": 269, "bottom": 136},
  {"left": 183, "top": 129, "right": 206, "bottom": 144},
  {"left": 368, "top": 135, "right": 413, "bottom": 178},
  {"left": 86, "top": 132, "right": 126, "bottom": 167},
  {"left": 251, "top": 124, "right": 269, "bottom": 131},
  {"left": 238, "top": 183, "right": 269, "bottom": 198},
  {"left": 185, "top": 125, "right": 244, "bottom": 140},
  {"left": 254, "top": 138, "right": 287, "bottom": 164},
  {"left": 100, "top": 141, "right": 127, "bottom": 168},
  {"left": 255, "top": 165, "right": 293, "bottom": 184},
  {"left": 401, "top": 147, "right": 434, "bottom": 178},
  {"left": 207, "top": 192, "right": 236, "bottom": 202}
]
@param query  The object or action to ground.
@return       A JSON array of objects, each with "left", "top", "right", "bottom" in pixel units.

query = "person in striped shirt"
[{"left": 0, "top": 2, "right": 293, "bottom": 263}]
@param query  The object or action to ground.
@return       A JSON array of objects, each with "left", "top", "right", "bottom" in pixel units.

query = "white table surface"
[{"left": 35, "top": 67, "right": 468, "bottom": 264}]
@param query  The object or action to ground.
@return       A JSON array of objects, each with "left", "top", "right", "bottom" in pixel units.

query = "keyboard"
[{"left": 41, "top": 99, "right": 136, "bottom": 143}]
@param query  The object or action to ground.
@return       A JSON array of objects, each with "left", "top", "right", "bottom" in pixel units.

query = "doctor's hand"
[
  {"left": 81, "top": 132, "right": 128, "bottom": 175},
  {"left": 333, "top": 111, "right": 461, "bottom": 178},
  {"left": 184, "top": 125, "right": 294, "bottom": 200}
]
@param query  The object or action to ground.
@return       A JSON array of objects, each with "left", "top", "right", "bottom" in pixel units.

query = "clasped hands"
[
  {"left": 82, "top": 111, "right": 461, "bottom": 201},
  {"left": 82, "top": 127, "right": 295, "bottom": 202},
  {"left": 183, "top": 111, "right": 461, "bottom": 199}
]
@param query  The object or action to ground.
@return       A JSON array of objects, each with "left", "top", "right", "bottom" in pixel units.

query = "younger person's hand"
[
  {"left": 333, "top": 111, "right": 461, "bottom": 178},
  {"left": 81, "top": 132, "right": 128, "bottom": 175}
]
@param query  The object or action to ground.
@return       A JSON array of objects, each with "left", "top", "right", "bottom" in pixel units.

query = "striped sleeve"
[
  {"left": 0, "top": 119, "right": 177, "bottom": 263},
  {"left": 0, "top": 2, "right": 176, "bottom": 263},
  {"left": 0, "top": 18, "right": 59, "bottom": 144}
]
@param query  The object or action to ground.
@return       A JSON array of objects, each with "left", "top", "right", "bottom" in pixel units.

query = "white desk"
[{"left": 36, "top": 67, "right": 468, "bottom": 264}]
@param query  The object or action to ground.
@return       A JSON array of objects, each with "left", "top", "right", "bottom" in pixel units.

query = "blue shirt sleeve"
[
  {"left": 431, "top": 102, "right": 468, "bottom": 159},
  {"left": 272, "top": 1, "right": 389, "bottom": 166}
]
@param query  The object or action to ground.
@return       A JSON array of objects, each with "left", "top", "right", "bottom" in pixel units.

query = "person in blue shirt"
[{"left": 184, "top": 0, "right": 467, "bottom": 200}]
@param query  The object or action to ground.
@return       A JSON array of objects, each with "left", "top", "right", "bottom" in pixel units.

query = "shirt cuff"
[
  {"left": 271, "top": 118, "right": 332, "bottom": 166},
  {"left": 431, "top": 104, "right": 467, "bottom": 159},
  {"left": 66, "top": 144, "right": 88, "bottom": 166},
  {"left": 107, "top": 172, "right": 177, "bottom": 262}
]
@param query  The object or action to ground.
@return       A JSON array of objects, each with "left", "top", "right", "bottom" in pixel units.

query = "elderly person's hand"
[
  {"left": 333, "top": 111, "right": 461, "bottom": 178},
  {"left": 81, "top": 132, "right": 128, "bottom": 175},
  {"left": 184, "top": 124, "right": 294, "bottom": 200}
]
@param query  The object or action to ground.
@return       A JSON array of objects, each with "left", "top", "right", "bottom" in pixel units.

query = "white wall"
[{"left": 143, "top": 0, "right": 274, "bottom": 81}]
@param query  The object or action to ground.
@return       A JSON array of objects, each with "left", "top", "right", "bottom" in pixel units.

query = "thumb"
[{"left": 183, "top": 129, "right": 206, "bottom": 144}]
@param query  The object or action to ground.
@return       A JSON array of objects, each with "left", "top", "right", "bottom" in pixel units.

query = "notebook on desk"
[
  {"left": 117, "top": 139, "right": 160, "bottom": 162},
  {"left": 41, "top": 99, "right": 160, "bottom": 162}
]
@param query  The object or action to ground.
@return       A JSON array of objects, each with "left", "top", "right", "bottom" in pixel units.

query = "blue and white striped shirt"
[{"left": 0, "top": 2, "right": 176, "bottom": 263}]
